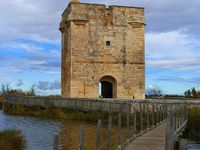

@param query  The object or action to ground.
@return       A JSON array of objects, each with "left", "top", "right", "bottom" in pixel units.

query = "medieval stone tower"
[{"left": 60, "top": 0, "right": 145, "bottom": 99}]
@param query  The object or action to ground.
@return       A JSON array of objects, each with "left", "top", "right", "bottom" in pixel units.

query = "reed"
[
  {"left": 182, "top": 106, "right": 200, "bottom": 140},
  {"left": 0, "top": 129, "right": 26, "bottom": 150}
]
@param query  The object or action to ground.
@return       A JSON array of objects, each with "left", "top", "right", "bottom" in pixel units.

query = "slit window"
[{"left": 106, "top": 41, "right": 111, "bottom": 46}]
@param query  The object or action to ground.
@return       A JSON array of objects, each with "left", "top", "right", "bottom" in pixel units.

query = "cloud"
[
  {"left": 41, "top": 71, "right": 60, "bottom": 75},
  {"left": 1, "top": 0, "right": 200, "bottom": 44},
  {"left": 0, "top": 41, "right": 60, "bottom": 60},
  {"left": 147, "top": 59, "right": 200, "bottom": 71},
  {"left": 30, "top": 61, "right": 60, "bottom": 70},
  {"left": 16, "top": 80, "right": 23, "bottom": 86},
  {"left": 0, "top": 41, "right": 61, "bottom": 75},
  {"left": 146, "top": 31, "right": 200, "bottom": 71},
  {"left": 151, "top": 76, "right": 200, "bottom": 84},
  {"left": 0, "top": 0, "right": 67, "bottom": 44},
  {"left": 35, "top": 80, "right": 61, "bottom": 90},
  {"left": 103, "top": 0, "right": 200, "bottom": 33},
  {"left": 0, "top": 75, "right": 10, "bottom": 83}
]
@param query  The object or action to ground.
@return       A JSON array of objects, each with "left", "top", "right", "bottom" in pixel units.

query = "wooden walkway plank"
[{"left": 125, "top": 123, "right": 166, "bottom": 150}]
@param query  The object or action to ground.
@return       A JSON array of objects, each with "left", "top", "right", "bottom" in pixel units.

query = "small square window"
[{"left": 106, "top": 41, "right": 111, "bottom": 46}]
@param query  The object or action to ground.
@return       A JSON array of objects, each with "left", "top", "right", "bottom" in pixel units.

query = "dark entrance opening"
[{"left": 100, "top": 81, "right": 113, "bottom": 98}]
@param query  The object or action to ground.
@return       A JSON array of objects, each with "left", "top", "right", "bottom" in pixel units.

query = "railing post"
[
  {"left": 96, "top": 119, "right": 102, "bottom": 150},
  {"left": 126, "top": 104, "right": 130, "bottom": 144},
  {"left": 182, "top": 105, "right": 184, "bottom": 124},
  {"left": 139, "top": 103, "right": 143, "bottom": 133},
  {"left": 179, "top": 105, "right": 181, "bottom": 128},
  {"left": 152, "top": 104, "right": 155, "bottom": 126},
  {"left": 134, "top": 106, "right": 137, "bottom": 136},
  {"left": 174, "top": 106, "right": 177, "bottom": 130},
  {"left": 118, "top": 113, "right": 122, "bottom": 150},
  {"left": 162, "top": 104, "right": 165, "bottom": 121},
  {"left": 147, "top": 104, "right": 149, "bottom": 129},
  {"left": 159, "top": 104, "right": 162, "bottom": 122},
  {"left": 165, "top": 105, "right": 174, "bottom": 150},
  {"left": 156, "top": 105, "right": 159, "bottom": 125},
  {"left": 160, "top": 104, "right": 162, "bottom": 122},
  {"left": 107, "top": 115, "right": 112, "bottom": 150},
  {"left": 185, "top": 104, "right": 188, "bottom": 122},
  {"left": 79, "top": 125, "right": 84, "bottom": 150}
]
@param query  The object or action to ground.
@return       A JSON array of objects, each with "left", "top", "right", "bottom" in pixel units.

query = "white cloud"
[
  {"left": 151, "top": 76, "right": 200, "bottom": 84},
  {"left": 1, "top": 0, "right": 200, "bottom": 44},
  {"left": 146, "top": 31, "right": 200, "bottom": 70},
  {"left": 35, "top": 80, "right": 61, "bottom": 90},
  {"left": 0, "top": 0, "right": 68, "bottom": 43},
  {"left": 42, "top": 71, "right": 60, "bottom": 75}
]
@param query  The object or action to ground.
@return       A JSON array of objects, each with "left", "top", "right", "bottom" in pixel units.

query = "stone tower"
[{"left": 60, "top": 1, "right": 146, "bottom": 99}]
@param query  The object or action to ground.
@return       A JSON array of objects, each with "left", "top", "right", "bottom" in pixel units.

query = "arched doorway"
[{"left": 99, "top": 76, "right": 117, "bottom": 98}]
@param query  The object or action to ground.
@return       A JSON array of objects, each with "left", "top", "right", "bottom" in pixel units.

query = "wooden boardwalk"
[{"left": 125, "top": 123, "right": 166, "bottom": 150}]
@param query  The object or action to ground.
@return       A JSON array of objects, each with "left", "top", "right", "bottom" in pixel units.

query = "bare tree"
[
  {"left": 29, "top": 85, "right": 36, "bottom": 96},
  {"left": 147, "top": 85, "right": 164, "bottom": 97},
  {"left": 1, "top": 83, "right": 10, "bottom": 94}
]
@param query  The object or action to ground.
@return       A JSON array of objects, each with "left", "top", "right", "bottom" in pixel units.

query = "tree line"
[
  {"left": 0, "top": 84, "right": 36, "bottom": 96},
  {"left": 184, "top": 87, "right": 200, "bottom": 99}
]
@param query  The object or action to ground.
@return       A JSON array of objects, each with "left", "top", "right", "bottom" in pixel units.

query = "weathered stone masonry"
[{"left": 60, "top": 1, "right": 145, "bottom": 99}]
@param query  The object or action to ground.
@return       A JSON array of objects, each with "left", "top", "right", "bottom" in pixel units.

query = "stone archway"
[{"left": 99, "top": 76, "right": 117, "bottom": 98}]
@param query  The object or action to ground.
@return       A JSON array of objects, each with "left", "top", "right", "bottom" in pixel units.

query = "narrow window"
[{"left": 106, "top": 41, "right": 111, "bottom": 46}]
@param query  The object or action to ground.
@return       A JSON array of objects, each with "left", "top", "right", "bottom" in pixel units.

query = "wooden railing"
[
  {"left": 165, "top": 104, "right": 188, "bottom": 150},
  {"left": 53, "top": 102, "right": 168, "bottom": 150}
]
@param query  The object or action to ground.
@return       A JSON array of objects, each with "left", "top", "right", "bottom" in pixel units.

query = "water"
[
  {"left": 187, "top": 140, "right": 200, "bottom": 150},
  {"left": 0, "top": 110, "right": 116, "bottom": 150},
  {"left": 0, "top": 110, "right": 61, "bottom": 150}
]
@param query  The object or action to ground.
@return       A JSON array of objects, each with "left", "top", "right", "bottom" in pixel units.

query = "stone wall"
[
  {"left": 60, "top": 2, "right": 146, "bottom": 99},
  {"left": 4, "top": 95, "right": 193, "bottom": 113},
  {"left": 3, "top": 95, "right": 138, "bottom": 113}
]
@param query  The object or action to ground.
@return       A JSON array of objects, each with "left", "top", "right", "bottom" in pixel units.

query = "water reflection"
[
  {"left": 187, "top": 140, "right": 200, "bottom": 150},
  {"left": 0, "top": 111, "right": 60, "bottom": 150}
]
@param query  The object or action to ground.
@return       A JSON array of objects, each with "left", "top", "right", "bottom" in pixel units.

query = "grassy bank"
[
  {"left": 0, "top": 129, "right": 26, "bottom": 150},
  {"left": 0, "top": 101, "right": 2, "bottom": 109},
  {"left": 3, "top": 103, "right": 124, "bottom": 123},
  {"left": 182, "top": 106, "right": 200, "bottom": 140},
  {"left": 0, "top": 95, "right": 3, "bottom": 109}
]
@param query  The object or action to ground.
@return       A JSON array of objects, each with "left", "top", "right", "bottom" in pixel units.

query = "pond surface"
[
  {"left": 0, "top": 110, "right": 61, "bottom": 150},
  {"left": 0, "top": 110, "right": 120, "bottom": 150},
  {"left": 187, "top": 140, "right": 200, "bottom": 150}
]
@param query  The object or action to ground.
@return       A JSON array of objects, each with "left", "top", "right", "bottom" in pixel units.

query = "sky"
[{"left": 0, "top": 0, "right": 200, "bottom": 95}]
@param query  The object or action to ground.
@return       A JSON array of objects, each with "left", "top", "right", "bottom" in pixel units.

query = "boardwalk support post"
[
  {"left": 107, "top": 115, "right": 112, "bottom": 150},
  {"left": 134, "top": 107, "right": 137, "bottom": 136},
  {"left": 126, "top": 104, "right": 130, "bottom": 144},
  {"left": 118, "top": 113, "right": 122, "bottom": 150},
  {"left": 139, "top": 103, "right": 143, "bottom": 133},
  {"left": 79, "top": 125, "right": 84, "bottom": 150},
  {"left": 96, "top": 119, "right": 102, "bottom": 150}
]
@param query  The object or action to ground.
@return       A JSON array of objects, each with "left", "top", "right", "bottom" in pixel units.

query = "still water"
[
  {"left": 187, "top": 140, "right": 200, "bottom": 150},
  {"left": 0, "top": 110, "right": 199, "bottom": 150},
  {"left": 0, "top": 110, "right": 61, "bottom": 150},
  {"left": 0, "top": 110, "right": 117, "bottom": 150}
]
